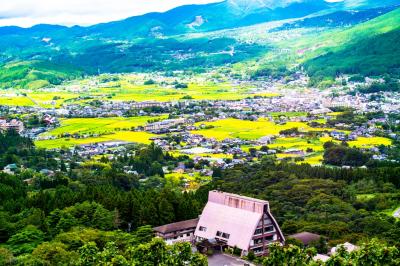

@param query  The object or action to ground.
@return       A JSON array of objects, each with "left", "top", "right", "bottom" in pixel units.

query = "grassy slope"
[
  {"left": 301, "top": 7, "right": 400, "bottom": 81},
  {"left": 0, "top": 61, "right": 82, "bottom": 89}
]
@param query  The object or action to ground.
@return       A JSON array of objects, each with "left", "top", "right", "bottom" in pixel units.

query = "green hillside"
[
  {"left": 0, "top": 61, "right": 82, "bottom": 89},
  {"left": 301, "top": 7, "right": 400, "bottom": 85},
  {"left": 305, "top": 29, "right": 400, "bottom": 85}
]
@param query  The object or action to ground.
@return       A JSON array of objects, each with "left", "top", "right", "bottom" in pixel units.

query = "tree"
[
  {"left": 327, "top": 239, "right": 400, "bottom": 266},
  {"left": 32, "top": 241, "right": 78, "bottom": 265},
  {"left": 0, "top": 247, "right": 14, "bottom": 265},
  {"left": 6, "top": 225, "right": 44, "bottom": 255},
  {"left": 78, "top": 241, "right": 99, "bottom": 265},
  {"left": 129, "top": 238, "right": 207, "bottom": 266},
  {"left": 262, "top": 244, "right": 317, "bottom": 266},
  {"left": 135, "top": 225, "right": 154, "bottom": 243}
]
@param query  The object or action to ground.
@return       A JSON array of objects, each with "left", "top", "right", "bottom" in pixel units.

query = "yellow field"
[
  {"left": 0, "top": 95, "right": 34, "bottom": 106},
  {"left": 35, "top": 131, "right": 156, "bottom": 149},
  {"left": 191, "top": 118, "right": 331, "bottom": 140},
  {"left": 348, "top": 137, "right": 392, "bottom": 148},
  {"left": 302, "top": 154, "right": 324, "bottom": 165},
  {"left": 45, "top": 116, "right": 166, "bottom": 137},
  {"left": 27, "top": 92, "right": 79, "bottom": 107},
  {"left": 268, "top": 137, "right": 326, "bottom": 152},
  {"left": 95, "top": 82, "right": 279, "bottom": 102}
]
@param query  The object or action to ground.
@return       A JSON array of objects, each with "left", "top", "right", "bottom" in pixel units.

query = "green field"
[
  {"left": 191, "top": 118, "right": 330, "bottom": 141},
  {"left": 35, "top": 116, "right": 166, "bottom": 149},
  {"left": 94, "top": 80, "right": 279, "bottom": 102},
  {"left": 165, "top": 172, "right": 212, "bottom": 190},
  {"left": 0, "top": 94, "right": 35, "bottom": 106},
  {"left": 35, "top": 131, "right": 156, "bottom": 149},
  {"left": 348, "top": 137, "right": 392, "bottom": 148},
  {"left": 0, "top": 78, "right": 280, "bottom": 107},
  {"left": 44, "top": 116, "right": 166, "bottom": 137}
]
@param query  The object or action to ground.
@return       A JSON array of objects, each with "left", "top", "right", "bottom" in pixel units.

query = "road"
[{"left": 208, "top": 253, "right": 255, "bottom": 266}]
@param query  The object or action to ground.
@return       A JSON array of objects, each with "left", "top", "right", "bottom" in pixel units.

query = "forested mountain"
[
  {"left": 303, "top": 7, "right": 400, "bottom": 85},
  {"left": 0, "top": 0, "right": 399, "bottom": 89}
]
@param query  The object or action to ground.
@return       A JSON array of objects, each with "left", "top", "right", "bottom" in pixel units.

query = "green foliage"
[
  {"left": 262, "top": 244, "right": 316, "bottom": 266},
  {"left": 46, "top": 201, "right": 117, "bottom": 236},
  {"left": 323, "top": 143, "right": 371, "bottom": 167},
  {"left": 306, "top": 22, "right": 400, "bottom": 85},
  {"left": 0, "top": 247, "right": 15, "bottom": 265},
  {"left": 129, "top": 237, "right": 207, "bottom": 266},
  {"left": 327, "top": 239, "right": 400, "bottom": 265},
  {"left": 0, "top": 61, "right": 82, "bottom": 89},
  {"left": 262, "top": 239, "right": 399, "bottom": 266},
  {"left": 6, "top": 225, "right": 44, "bottom": 255}
]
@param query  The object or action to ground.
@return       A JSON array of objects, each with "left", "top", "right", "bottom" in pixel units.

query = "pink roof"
[{"left": 195, "top": 191, "right": 267, "bottom": 250}]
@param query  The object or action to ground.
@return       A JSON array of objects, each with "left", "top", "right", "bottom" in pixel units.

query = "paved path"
[{"left": 208, "top": 253, "right": 255, "bottom": 266}]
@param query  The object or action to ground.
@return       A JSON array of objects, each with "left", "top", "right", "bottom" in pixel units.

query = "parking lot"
[{"left": 208, "top": 253, "right": 255, "bottom": 266}]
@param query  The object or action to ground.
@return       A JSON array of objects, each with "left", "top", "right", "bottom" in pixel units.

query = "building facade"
[
  {"left": 153, "top": 218, "right": 199, "bottom": 245},
  {"left": 194, "top": 190, "right": 285, "bottom": 256}
]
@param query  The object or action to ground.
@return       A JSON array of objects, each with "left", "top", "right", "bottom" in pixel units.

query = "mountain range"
[{"left": 0, "top": 0, "right": 399, "bottom": 89}]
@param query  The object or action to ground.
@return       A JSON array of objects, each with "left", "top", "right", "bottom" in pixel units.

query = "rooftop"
[
  {"left": 288, "top": 232, "right": 322, "bottom": 245},
  {"left": 153, "top": 218, "right": 199, "bottom": 234}
]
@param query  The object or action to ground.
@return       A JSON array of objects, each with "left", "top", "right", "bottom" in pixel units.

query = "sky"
[{"left": 0, "top": 0, "right": 219, "bottom": 28}]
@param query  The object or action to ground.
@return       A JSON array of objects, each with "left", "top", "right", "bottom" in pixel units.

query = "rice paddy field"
[
  {"left": 94, "top": 81, "right": 279, "bottom": 102},
  {"left": 191, "top": 118, "right": 331, "bottom": 141},
  {"left": 35, "top": 116, "right": 166, "bottom": 149},
  {"left": 27, "top": 92, "right": 79, "bottom": 108},
  {"left": 0, "top": 79, "right": 280, "bottom": 107},
  {"left": 35, "top": 131, "right": 156, "bottom": 149},
  {"left": 348, "top": 137, "right": 392, "bottom": 148},
  {"left": 0, "top": 94, "right": 35, "bottom": 106},
  {"left": 268, "top": 137, "right": 327, "bottom": 152},
  {"left": 0, "top": 91, "right": 81, "bottom": 107},
  {"left": 43, "top": 116, "right": 166, "bottom": 137}
]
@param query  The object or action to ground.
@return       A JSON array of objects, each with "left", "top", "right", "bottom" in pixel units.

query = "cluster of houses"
[{"left": 0, "top": 119, "right": 24, "bottom": 133}]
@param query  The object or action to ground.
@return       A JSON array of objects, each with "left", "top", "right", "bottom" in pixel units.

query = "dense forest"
[{"left": 0, "top": 130, "right": 399, "bottom": 264}]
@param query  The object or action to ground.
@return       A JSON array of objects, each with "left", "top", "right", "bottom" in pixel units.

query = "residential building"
[
  {"left": 153, "top": 218, "right": 199, "bottom": 245},
  {"left": 194, "top": 190, "right": 284, "bottom": 256},
  {"left": 144, "top": 118, "right": 185, "bottom": 132},
  {"left": 0, "top": 119, "right": 24, "bottom": 133}
]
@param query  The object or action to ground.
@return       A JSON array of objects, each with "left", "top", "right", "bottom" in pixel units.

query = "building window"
[
  {"left": 252, "top": 247, "right": 263, "bottom": 254},
  {"left": 186, "top": 233, "right": 191, "bottom": 237},
  {"left": 222, "top": 233, "right": 230, "bottom": 239},
  {"left": 216, "top": 231, "right": 230, "bottom": 239},
  {"left": 254, "top": 228, "right": 263, "bottom": 235},
  {"left": 265, "top": 235, "right": 274, "bottom": 241},
  {"left": 264, "top": 226, "right": 274, "bottom": 232},
  {"left": 199, "top": 226, "right": 207, "bottom": 232},
  {"left": 254, "top": 238, "right": 262, "bottom": 245}
]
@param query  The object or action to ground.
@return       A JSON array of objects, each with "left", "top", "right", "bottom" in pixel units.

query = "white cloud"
[{"left": 0, "top": 0, "right": 219, "bottom": 27}]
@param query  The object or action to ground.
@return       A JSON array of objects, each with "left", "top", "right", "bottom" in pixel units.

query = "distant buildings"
[
  {"left": 0, "top": 119, "right": 24, "bottom": 133},
  {"left": 144, "top": 118, "right": 185, "bottom": 132}
]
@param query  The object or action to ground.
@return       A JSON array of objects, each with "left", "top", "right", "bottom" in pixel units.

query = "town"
[{"left": 1, "top": 72, "right": 399, "bottom": 185}]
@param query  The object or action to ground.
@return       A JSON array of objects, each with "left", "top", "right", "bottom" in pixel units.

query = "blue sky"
[{"left": 0, "top": 0, "right": 219, "bottom": 27}]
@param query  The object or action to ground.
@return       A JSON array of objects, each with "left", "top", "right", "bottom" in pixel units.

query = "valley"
[{"left": 1, "top": 0, "right": 400, "bottom": 265}]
